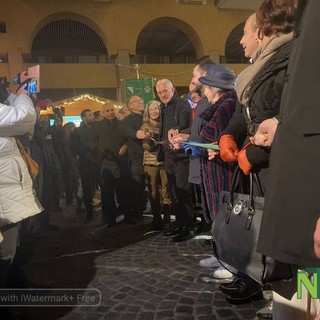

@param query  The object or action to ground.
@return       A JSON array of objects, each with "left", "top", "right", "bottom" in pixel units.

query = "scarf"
[
  {"left": 235, "top": 32, "right": 293, "bottom": 108},
  {"left": 144, "top": 117, "right": 160, "bottom": 135}
]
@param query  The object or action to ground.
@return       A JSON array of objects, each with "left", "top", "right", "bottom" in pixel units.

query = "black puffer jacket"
[{"left": 222, "top": 40, "right": 292, "bottom": 169}]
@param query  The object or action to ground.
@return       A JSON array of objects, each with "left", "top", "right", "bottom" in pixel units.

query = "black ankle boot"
[{"left": 223, "top": 277, "right": 263, "bottom": 305}]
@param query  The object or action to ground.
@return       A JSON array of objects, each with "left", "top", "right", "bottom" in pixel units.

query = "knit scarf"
[
  {"left": 235, "top": 32, "right": 293, "bottom": 108},
  {"left": 146, "top": 118, "right": 160, "bottom": 135}
]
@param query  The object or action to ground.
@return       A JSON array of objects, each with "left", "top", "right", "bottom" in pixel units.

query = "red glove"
[
  {"left": 219, "top": 135, "right": 239, "bottom": 162},
  {"left": 238, "top": 149, "right": 252, "bottom": 175}
]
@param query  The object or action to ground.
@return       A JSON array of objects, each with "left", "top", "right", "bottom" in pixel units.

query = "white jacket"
[{"left": 0, "top": 94, "right": 43, "bottom": 228}]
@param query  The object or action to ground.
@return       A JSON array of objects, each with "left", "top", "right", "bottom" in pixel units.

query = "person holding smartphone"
[{"left": 0, "top": 84, "right": 43, "bottom": 304}]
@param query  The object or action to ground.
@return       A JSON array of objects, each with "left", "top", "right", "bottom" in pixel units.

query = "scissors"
[{"left": 144, "top": 137, "right": 171, "bottom": 146}]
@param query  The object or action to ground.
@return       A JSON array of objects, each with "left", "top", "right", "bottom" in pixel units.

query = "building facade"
[{"left": 0, "top": 0, "right": 254, "bottom": 104}]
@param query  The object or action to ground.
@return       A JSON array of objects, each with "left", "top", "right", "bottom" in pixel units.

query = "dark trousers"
[
  {"left": 0, "top": 224, "right": 19, "bottom": 288},
  {"left": 62, "top": 164, "right": 79, "bottom": 206},
  {"left": 80, "top": 172, "right": 96, "bottom": 216},
  {"left": 100, "top": 169, "right": 126, "bottom": 224},
  {"left": 42, "top": 167, "right": 60, "bottom": 211},
  {"left": 165, "top": 155, "right": 193, "bottom": 231},
  {"left": 129, "top": 161, "right": 146, "bottom": 215},
  {"left": 41, "top": 167, "right": 60, "bottom": 226},
  {"left": 62, "top": 167, "right": 73, "bottom": 205}
]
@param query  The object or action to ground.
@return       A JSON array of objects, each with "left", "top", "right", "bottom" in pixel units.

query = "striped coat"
[{"left": 199, "top": 90, "right": 237, "bottom": 221}]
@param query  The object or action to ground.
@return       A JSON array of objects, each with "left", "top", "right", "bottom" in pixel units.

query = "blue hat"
[{"left": 198, "top": 64, "right": 235, "bottom": 90}]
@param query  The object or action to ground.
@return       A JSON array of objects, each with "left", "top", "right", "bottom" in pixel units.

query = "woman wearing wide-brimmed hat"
[{"left": 197, "top": 64, "right": 237, "bottom": 222}]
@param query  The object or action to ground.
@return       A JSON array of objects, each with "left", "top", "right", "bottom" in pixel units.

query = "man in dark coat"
[
  {"left": 121, "top": 96, "right": 146, "bottom": 219},
  {"left": 157, "top": 79, "right": 193, "bottom": 242},
  {"left": 38, "top": 114, "right": 62, "bottom": 229},
  {"left": 90, "top": 103, "right": 131, "bottom": 226},
  {"left": 73, "top": 109, "right": 97, "bottom": 220},
  {"left": 253, "top": 0, "right": 320, "bottom": 317}
]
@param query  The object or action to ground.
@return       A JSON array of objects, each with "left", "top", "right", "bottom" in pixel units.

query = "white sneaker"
[
  {"left": 212, "top": 266, "right": 234, "bottom": 279},
  {"left": 199, "top": 256, "right": 221, "bottom": 268}
]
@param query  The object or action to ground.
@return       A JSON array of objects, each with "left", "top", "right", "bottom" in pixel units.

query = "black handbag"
[{"left": 212, "top": 167, "right": 292, "bottom": 285}]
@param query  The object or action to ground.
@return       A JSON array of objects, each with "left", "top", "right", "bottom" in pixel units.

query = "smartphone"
[
  {"left": 27, "top": 80, "right": 38, "bottom": 94},
  {"left": 13, "top": 75, "right": 20, "bottom": 85},
  {"left": 17, "top": 65, "right": 40, "bottom": 94}
]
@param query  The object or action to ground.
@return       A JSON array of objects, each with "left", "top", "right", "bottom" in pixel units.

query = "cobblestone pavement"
[{"left": 8, "top": 201, "right": 270, "bottom": 320}]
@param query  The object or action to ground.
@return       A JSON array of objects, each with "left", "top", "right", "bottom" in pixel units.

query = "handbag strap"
[
  {"left": 229, "top": 167, "right": 264, "bottom": 231},
  {"left": 15, "top": 137, "right": 26, "bottom": 154},
  {"left": 252, "top": 172, "right": 264, "bottom": 197},
  {"left": 229, "top": 166, "right": 242, "bottom": 205},
  {"left": 230, "top": 166, "right": 264, "bottom": 206}
]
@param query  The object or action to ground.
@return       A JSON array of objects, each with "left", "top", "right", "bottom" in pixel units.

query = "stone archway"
[
  {"left": 224, "top": 21, "right": 247, "bottom": 63},
  {"left": 136, "top": 17, "right": 203, "bottom": 63},
  {"left": 30, "top": 13, "right": 108, "bottom": 63}
]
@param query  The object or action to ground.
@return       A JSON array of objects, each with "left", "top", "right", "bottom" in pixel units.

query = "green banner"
[{"left": 125, "top": 78, "right": 154, "bottom": 104}]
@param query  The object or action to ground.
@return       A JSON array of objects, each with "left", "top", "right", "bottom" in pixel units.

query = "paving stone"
[
  {"left": 143, "top": 302, "right": 158, "bottom": 310},
  {"left": 174, "top": 316, "right": 194, "bottom": 320},
  {"left": 197, "top": 298, "right": 212, "bottom": 305},
  {"left": 199, "top": 292, "right": 213, "bottom": 300},
  {"left": 156, "top": 310, "right": 175, "bottom": 319},
  {"left": 119, "top": 286, "right": 132, "bottom": 293},
  {"left": 84, "top": 313, "right": 104, "bottom": 320},
  {"left": 216, "top": 308, "right": 238, "bottom": 318},
  {"left": 132, "top": 299, "right": 148, "bottom": 307},
  {"left": 159, "top": 300, "right": 176, "bottom": 310},
  {"left": 162, "top": 283, "right": 175, "bottom": 290},
  {"left": 196, "top": 305, "right": 213, "bottom": 314},
  {"left": 238, "top": 308, "right": 258, "bottom": 319},
  {"left": 175, "top": 305, "right": 193, "bottom": 315},
  {"left": 120, "top": 313, "right": 138, "bottom": 320},
  {"left": 198, "top": 315, "right": 217, "bottom": 320},
  {"left": 113, "top": 293, "right": 128, "bottom": 300},
  {"left": 136, "top": 312, "right": 155, "bottom": 320},
  {"left": 179, "top": 297, "right": 195, "bottom": 305},
  {"left": 114, "top": 304, "right": 127, "bottom": 312},
  {"left": 212, "top": 300, "right": 229, "bottom": 308},
  {"left": 126, "top": 306, "right": 141, "bottom": 313},
  {"left": 103, "top": 312, "right": 122, "bottom": 320}
]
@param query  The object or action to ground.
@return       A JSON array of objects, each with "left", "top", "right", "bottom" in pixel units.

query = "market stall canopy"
[{"left": 53, "top": 94, "right": 126, "bottom": 116}]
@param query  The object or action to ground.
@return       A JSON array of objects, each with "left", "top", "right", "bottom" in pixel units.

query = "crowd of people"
[{"left": 0, "top": 0, "right": 319, "bottom": 319}]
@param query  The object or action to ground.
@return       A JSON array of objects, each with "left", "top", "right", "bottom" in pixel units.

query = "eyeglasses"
[
  {"left": 157, "top": 89, "right": 169, "bottom": 96},
  {"left": 129, "top": 98, "right": 143, "bottom": 105},
  {"left": 148, "top": 106, "right": 159, "bottom": 112}
]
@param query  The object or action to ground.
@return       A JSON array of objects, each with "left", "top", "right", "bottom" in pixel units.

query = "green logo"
[{"left": 297, "top": 268, "right": 320, "bottom": 299}]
